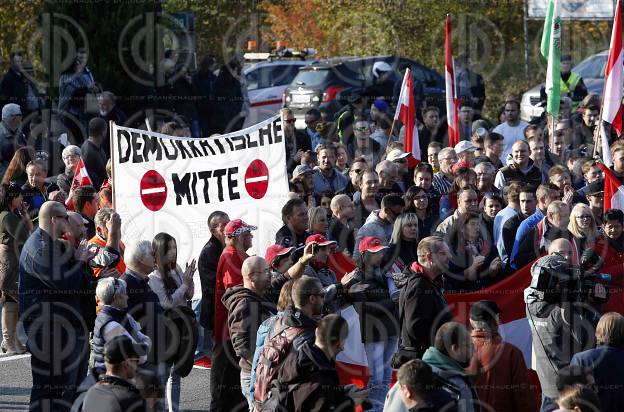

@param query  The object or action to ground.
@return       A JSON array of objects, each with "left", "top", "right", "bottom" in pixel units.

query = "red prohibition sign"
[
  {"left": 244, "top": 159, "right": 269, "bottom": 200},
  {"left": 140, "top": 170, "right": 167, "bottom": 211}
]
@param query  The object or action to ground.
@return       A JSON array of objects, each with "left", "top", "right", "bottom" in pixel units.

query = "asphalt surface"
[{"left": 0, "top": 353, "right": 212, "bottom": 411}]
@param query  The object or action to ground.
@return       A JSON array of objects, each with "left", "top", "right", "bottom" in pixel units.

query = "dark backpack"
[{"left": 253, "top": 317, "right": 305, "bottom": 411}]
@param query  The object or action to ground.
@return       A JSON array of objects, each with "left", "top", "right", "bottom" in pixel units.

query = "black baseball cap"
[
  {"left": 104, "top": 335, "right": 145, "bottom": 364},
  {"left": 586, "top": 180, "right": 604, "bottom": 196},
  {"left": 469, "top": 300, "right": 501, "bottom": 322}
]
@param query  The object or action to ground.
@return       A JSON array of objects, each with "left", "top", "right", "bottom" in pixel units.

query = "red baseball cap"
[
  {"left": 358, "top": 236, "right": 388, "bottom": 254},
  {"left": 224, "top": 219, "right": 257, "bottom": 237},
  {"left": 451, "top": 160, "right": 473, "bottom": 174},
  {"left": 265, "top": 244, "right": 294, "bottom": 266},
  {"left": 305, "top": 234, "right": 336, "bottom": 247}
]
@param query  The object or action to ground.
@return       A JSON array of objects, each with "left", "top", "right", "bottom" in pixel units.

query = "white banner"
[
  {"left": 111, "top": 115, "right": 289, "bottom": 299},
  {"left": 528, "top": 0, "right": 614, "bottom": 19}
]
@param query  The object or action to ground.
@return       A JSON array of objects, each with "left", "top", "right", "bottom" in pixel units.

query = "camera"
[{"left": 529, "top": 255, "right": 610, "bottom": 304}]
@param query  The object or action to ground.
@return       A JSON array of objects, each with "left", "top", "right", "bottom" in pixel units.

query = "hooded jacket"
[
  {"left": 468, "top": 329, "right": 535, "bottom": 412},
  {"left": 278, "top": 341, "right": 355, "bottom": 412},
  {"left": 222, "top": 285, "right": 277, "bottom": 372},
  {"left": 422, "top": 347, "right": 479, "bottom": 412}
]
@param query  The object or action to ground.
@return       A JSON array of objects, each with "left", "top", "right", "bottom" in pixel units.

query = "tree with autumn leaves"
[{"left": 0, "top": 0, "right": 612, "bottom": 120}]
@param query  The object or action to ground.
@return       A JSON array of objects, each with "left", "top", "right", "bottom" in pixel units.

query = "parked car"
[
  {"left": 283, "top": 55, "right": 445, "bottom": 118},
  {"left": 242, "top": 59, "right": 315, "bottom": 127},
  {"left": 520, "top": 50, "right": 610, "bottom": 122}
]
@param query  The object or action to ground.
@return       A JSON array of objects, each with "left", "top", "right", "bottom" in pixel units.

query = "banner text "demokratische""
[{"left": 116, "top": 119, "right": 283, "bottom": 164}]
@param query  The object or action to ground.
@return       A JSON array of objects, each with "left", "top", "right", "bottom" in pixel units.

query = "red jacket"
[
  {"left": 468, "top": 330, "right": 536, "bottom": 412},
  {"left": 596, "top": 236, "right": 624, "bottom": 314},
  {"left": 213, "top": 245, "right": 248, "bottom": 343}
]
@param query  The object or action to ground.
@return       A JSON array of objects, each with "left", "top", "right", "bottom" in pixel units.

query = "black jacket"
[
  {"left": 0, "top": 68, "right": 41, "bottom": 113},
  {"left": 222, "top": 286, "right": 277, "bottom": 372},
  {"left": 348, "top": 271, "right": 399, "bottom": 343},
  {"left": 197, "top": 235, "right": 223, "bottom": 329},
  {"left": 398, "top": 264, "right": 453, "bottom": 357},
  {"left": 285, "top": 129, "right": 312, "bottom": 174},
  {"left": 81, "top": 140, "right": 108, "bottom": 190},
  {"left": 407, "top": 388, "right": 459, "bottom": 412},
  {"left": 275, "top": 225, "right": 310, "bottom": 248},
  {"left": 282, "top": 305, "right": 318, "bottom": 352},
  {"left": 498, "top": 160, "right": 543, "bottom": 189},
  {"left": 82, "top": 375, "right": 146, "bottom": 412},
  {"left": 329, "top": 218, "right": 355, "bottom": 254},
  {"left": 278, "top": 341, "right": 355, "bottom": 412},
  {"left": 121, "top": 270, "right": 166, "bottom": 364}
]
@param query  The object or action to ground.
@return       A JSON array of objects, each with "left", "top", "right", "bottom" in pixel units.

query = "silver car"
[
  {"left": 242, "top": 60, "right": 315, "bottom": 127},
  {"left": 520, "top": 50, "right": 610, "bottom": 121}
]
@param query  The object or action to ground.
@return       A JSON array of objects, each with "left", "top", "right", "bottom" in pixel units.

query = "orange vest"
[{"left": 87, "top": 235, "right": 126, "bottom": 277}]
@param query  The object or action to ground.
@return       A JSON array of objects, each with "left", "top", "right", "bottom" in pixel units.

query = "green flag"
[{"left": 541, "top": 0, "right": 561, "bottom": 117}]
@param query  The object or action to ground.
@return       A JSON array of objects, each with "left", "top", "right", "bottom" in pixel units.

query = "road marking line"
[{"left": 0, "top": 353, "right": 30, "bottom": 362}]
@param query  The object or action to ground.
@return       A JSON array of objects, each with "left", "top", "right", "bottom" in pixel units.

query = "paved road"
[{"left": 0, "top": 353, "right": 212, "bottom": 411}]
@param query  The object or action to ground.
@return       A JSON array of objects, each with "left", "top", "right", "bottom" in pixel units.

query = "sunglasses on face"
[{"left": 285, "top": 119, "right": 296, "bottom": 124}]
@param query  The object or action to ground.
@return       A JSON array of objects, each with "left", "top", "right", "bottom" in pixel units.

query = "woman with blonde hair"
[
  {"left": 568, "top": 203, "right": 599, "bottom": 254},
  {"left": 308, "top": 205, "right": 330, "bottom": 236}
]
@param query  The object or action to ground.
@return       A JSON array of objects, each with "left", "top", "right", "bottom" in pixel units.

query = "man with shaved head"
[
  {"left": 513, "top": 201, "right": 573, "bottom": 269},
  {"left": 19, "top": 201, "right": 96, "bottom": 410},
  {"left": 548, "top": 238, "right": 574, "bottom": 264},
  {"left": 329, "top": 194, "right": 356, "bottom": 253},
  {"left": 222, "top": 256, "right": 277, "bottom": 409}
]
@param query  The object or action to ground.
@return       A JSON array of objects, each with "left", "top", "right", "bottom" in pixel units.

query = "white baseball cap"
[
  {"left": 387, "top": 149, "right": 410, "bottom": 162},
  {"left": 454, "top": 140, "right": 477, "bottom": 154}
]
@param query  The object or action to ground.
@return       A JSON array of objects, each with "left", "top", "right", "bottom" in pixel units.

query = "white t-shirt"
[{"left": 493, "top": 121, "right": 529, "bottom": 161}]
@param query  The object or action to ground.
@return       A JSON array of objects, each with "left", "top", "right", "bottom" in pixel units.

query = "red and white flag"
[
  {"left": 66, "top": 158, "right": 93, "bottom": 209},
  {"left": 600, "top": 0, "right": 623, "bottom": 167},
  {"left": 598, "top": 163, "right": 624, "bottom": 211},
  {"left": 445, "top": 14, "right": 460, "bottom": 148},
  {"left": 394, "top": 68, "right": 420, "bottom": 161},
  {"left": 336, "top": 261, "right": 539, "bottom": 400}
]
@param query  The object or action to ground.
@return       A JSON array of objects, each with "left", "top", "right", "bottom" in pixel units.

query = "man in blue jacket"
[{"left": 19, "top": 200, "right": 93, "bottom": 412}]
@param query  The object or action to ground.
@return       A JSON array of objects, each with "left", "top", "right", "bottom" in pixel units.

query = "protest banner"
[{"left": 110, "top": 115, "right": 289, "bottom": 299}]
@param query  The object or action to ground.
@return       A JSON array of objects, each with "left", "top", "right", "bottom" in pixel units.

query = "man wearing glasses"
[
  {"left": 0, "top": 103, "right": 26, "bottom": 177},
  {"left": 19, "top": 200, "right": 95, "bottom": 411},
  {"left": 432, "top": 147, "right": 457, "bottom": 196},
  {"left": 222, "top": 256, "right": 277, "bottom": 409}
]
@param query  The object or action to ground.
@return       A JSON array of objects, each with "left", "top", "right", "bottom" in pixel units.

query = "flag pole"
[{"left": 592, "top": 106, "right": 605, "bottom": 159}]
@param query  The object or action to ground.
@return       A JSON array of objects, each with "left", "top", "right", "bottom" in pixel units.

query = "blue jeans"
[
  {"left": 240, "top": 370, "right": 253, "bottom": 411},
  {"left": 364, "top": 337, "right": 398, "bottom": 412},
  {"left": 159, "top": 362, "right": 181, "bottom": 412},
  {"left": 191, "top": 298, "right": 212, "bottom": 358}
]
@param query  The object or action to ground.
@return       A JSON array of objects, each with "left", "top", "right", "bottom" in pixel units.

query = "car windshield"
[
  {"left": 246, "top": 65, "right": 303, "bottom": 91},
  {"left": 292, "top": 69, "right": 330, "bottom": 86},
  {"left": 573, "top": 54, "right": 607, "bottom": 79}
]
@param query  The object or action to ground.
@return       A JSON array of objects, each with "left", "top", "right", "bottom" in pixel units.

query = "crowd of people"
[{"left": 0, "top": 47, "right": 623, "bottom": 412}]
